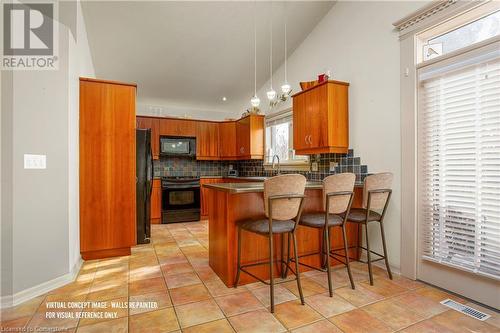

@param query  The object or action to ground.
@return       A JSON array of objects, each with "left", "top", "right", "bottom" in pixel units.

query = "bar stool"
[
  {"left": 296, "top": 173, "right": 356, "bottom": 296},
  {"left": 234, "top": 174, "right": 306, "bottom": 313},
  {"left": 339, "top": 172, "right": 393, "bottom": 285}
]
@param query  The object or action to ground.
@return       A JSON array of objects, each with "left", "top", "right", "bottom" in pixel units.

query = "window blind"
[{"left": 418, "top": 43, "right": 500, "bottom": 280}]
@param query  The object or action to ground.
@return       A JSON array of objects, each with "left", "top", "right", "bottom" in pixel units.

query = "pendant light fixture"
[
  {"left": 281, "top": 2, "right": 291, "bottom": 95},
  {"left": 266, "top": 1, "right": 276, "bottom": 101},
  {"left": 250, "top": 0, "right": 260, "bottom": 108}
]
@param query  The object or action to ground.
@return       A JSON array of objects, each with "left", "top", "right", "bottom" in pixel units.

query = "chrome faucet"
[{"left": 271, "top": 154, "right": 281, "bottom": 175}]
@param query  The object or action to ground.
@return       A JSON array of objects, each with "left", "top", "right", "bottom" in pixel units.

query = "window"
[
  {"left": 426, "top": 10, "right": 500, "bottom": 59},
  {"left": 264, "top": 110, "right": 308, "bottom": 168},
  {"left": 418, "top": 3, "right": 500, "bottom": 63},
  {"left": 418, "top": 42, "right": 500, "bottom": 279}
]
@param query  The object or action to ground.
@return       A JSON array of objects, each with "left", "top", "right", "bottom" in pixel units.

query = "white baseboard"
[{"left": 0, "top": 258, "right": 82, "bottom": 309}]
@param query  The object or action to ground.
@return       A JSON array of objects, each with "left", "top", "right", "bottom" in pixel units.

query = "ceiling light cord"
[
  {"left": 284, "top": 2, "right": 287, "bottom": 84},
  {"left": 254, "top": 0, "right": 257, "bottom": 96},
  {"left": 250, "top": 0, "right": 260, "bottom": 108},
  {"left": 280, "top": 2, "right": 291, "bottom": 95},
  {"left": 269, "top": 1, "right": 273, "bottom": 89}
]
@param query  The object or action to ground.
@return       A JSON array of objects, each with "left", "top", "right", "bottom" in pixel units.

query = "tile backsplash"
[
  {"left": 154, "top": 158, "right": 233, "bottom": 178},
  {"left": 154, "top": 149, "right": 368, "bottom": 182}
]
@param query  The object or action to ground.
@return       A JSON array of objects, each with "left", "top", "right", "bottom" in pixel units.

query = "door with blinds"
[{"left": 417, "top": 41, "right": 500, "bottom": 308}]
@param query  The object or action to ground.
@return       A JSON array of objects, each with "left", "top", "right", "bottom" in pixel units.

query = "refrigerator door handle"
[{"left": 148, "top": 146, "right": 154, "bottom": 196}]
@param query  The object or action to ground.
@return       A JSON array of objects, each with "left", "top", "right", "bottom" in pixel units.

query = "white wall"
[
  {"left": 68, "top": 1, "right": 96, "bottom": 279},
  {"left": 137, "top": 98, "right": 237, "bottom": 121},
  {"left": 238, "top": 1, "right": 427, "bottom": 271},
  {"left": 0, "top": 1, "right": 95, "bottom": 306}
]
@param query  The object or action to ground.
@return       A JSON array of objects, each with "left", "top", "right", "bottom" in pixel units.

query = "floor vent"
[{"left": 440, "top": 299, "right": 491, "bottom": 321}]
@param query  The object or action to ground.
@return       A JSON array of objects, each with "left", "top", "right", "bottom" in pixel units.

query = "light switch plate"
[
  {"left": 329, "top": 161, "right": 338, "bottom": 172},
  {"left": 311, "top": 162, "right": 318, "bottom": 172},
  {"left": 24, "top": 154, "right": 46, "bottom": 169}
]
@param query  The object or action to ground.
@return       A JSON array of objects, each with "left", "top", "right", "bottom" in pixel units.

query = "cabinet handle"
[
  {"left": 304, "top": 136, "right": 308, "bottom": 144},
  {"left": 309, "top": 135, "right": 312, "bottom": 145}
]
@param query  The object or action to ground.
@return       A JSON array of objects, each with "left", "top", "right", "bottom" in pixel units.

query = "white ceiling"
[{"left": 81, "top": 1, "right": 334, "bottom": 114}]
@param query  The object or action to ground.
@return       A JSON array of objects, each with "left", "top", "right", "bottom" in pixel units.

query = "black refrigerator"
[{"left": 136, "top": 129, "right": 152, "bottom": 244}]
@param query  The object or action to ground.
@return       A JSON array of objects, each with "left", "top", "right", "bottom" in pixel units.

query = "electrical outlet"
[
  {"left": 329, "top": 161, "right": 338, "bottom": 172},
  {"left": 311, "top": 162, "right": 318, "bottom": 172},
  {"left": 24, "top": 154, "right": 46, "bottom": 169}
]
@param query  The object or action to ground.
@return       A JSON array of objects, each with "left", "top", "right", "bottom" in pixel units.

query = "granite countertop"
[
  {"left": 200, "top": 176, "right": 268, "bottom": 181},
  {"left": 204, "top": 181, "right": 363, "bottom": 194},
  {"left": 203, "top": 181, "right": 323, "bottom": 193},
  {"left": 158, "top": 175, "right": 362, "bottom": 191}
]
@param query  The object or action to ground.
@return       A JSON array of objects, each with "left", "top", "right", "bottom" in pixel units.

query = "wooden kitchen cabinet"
[
  {"left": 218, "top": 122, "right": 237, "bottom": 159},
  {"left": 292, "top": 80, "right": 349, "bottom": 154},
  {"left": 236, "top": 114, "right": 264, "bottom": 159},
  {"left": 80, "top": 77, "right": 136, "bottom": 260},
  {"left": 200, "top": 178, "right": 224, "bottom": 219},
  {"left": 151, "top": 179, "right": 162, "bottom": 224},
  {"left": 136, "top": 116, "right": 160, "bottom": 159},
  {"left": 135, "top": 114, "right": 264, "bottom": 161},
  {"left": 160, "top": 118, "right": 196, "bottom": 137},
  {"left": 196, "top": 121, "right": 219, "bottom": 160}
]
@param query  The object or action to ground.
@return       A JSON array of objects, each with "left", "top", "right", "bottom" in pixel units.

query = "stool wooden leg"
[
  {"left": 269, "top": 233, "right": 275, "bottom": 313},
  {"left": 379, "top": 222, "right": 393, "bottom": 280},
  {"left": 342, "top": 224, "right": 355, "bottom": 289},
  {"left": 324, "top": 226, "right": 333, "bottom": 297},
  {"left": 292, "top": 232, "right": 305, "bottom": 305},
  {"left": 364, "top": 223, "right": 374, "bottom": 285},
  {"left": 234, "top": 227, "right": 242, "bottom": 288}
]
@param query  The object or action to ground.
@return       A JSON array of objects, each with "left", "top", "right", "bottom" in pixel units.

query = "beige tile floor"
[{"left": 1, "top": 221, "right": 499, "bottom": 332}]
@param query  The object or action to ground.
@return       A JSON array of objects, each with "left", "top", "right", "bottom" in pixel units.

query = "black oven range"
[{"left": 161, "top": 177, "right": 201, "bottom": 223}]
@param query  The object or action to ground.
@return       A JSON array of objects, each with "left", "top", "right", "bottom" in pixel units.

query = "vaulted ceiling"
[{"left": 82, "top": 1, "right": 335, "bottom": 115}]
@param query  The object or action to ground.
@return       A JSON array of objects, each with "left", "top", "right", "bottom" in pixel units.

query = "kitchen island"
[{"left": 204, "top": 181, "right": 363, "bottom": 287}]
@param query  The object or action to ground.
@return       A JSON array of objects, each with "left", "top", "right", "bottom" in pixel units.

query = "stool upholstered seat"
[
  {"left": 239, "top": 219, "right": 295, "bottom": 234},
  {"left": 299, "top": 213, "right": 343, "bottom": 228},
  {"left": 341, "top": 208, "right": 382, "bottom": 223}
]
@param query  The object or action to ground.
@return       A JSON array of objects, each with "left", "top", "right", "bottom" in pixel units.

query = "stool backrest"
[
  {"left": 323, "top": 173, "right": 355, "bottom": 214},
  {"left": 363, "top": 172, "right": 393, "bottom": 210},
  {"left": 264, "top": 174, "right": 306, "bottom": 220}
]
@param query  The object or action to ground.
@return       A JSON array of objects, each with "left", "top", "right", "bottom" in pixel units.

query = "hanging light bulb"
[
  {"left": 281, "top": 83, "right": 291, "bottom": 94},
  {"left": 267, "top": 1, "right": 276, "bottom": 101},
  {"left": 281, "top": 2, "right": 291, "bottom": 95},
  {"left": 250, "top": 0, "right": 260, "bottom": 108},
  {"left": 251, "top": 95, "right": 261, "bottom": 107},
  {"left": 267, "top": 89, "right": 276, "bottom": 100}
]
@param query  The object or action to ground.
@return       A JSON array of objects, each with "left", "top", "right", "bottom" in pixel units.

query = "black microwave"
[{"left": 160, "top": 136, "right": 196, "bottom": 157}]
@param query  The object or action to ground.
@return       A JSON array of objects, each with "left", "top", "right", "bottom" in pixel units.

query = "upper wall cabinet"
[
  {"left": 136, "top": 114, "right": 264, "bottom": 161},
  {"left": 218, "top": 122, "right": 237, "bottom": 159},
  {"left": 237, "top": 114, "right": 264, "bottom": 159},
  {"left": 292, "top": 80, "right": 349, "bottom": 154},
  {"left": 136, "top": 116, "right": 160, "bottom": 159},
  {"left": 196, "top": 121, "right": 219, "bottom": 160},
  {"left": 160, "top": 118, "right": 196, "bottom": 137}
]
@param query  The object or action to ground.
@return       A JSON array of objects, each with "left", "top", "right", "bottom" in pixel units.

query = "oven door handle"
[{"left": 163, "top": 184, "right": 200, "bottom": 190}]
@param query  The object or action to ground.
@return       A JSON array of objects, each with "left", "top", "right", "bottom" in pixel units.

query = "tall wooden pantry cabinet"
[{"left": 79, "top": 78, "right": 137, "bottom": 260}]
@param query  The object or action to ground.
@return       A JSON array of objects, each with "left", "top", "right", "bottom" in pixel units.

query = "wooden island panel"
[{"left": 207, "top": 186, "right": 362, "bottom": 287}]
